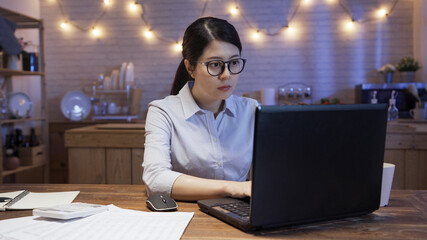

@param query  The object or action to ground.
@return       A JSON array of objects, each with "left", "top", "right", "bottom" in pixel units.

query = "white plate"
[
  {"left": 119, "top": 62, "right": 127, "bottom": 90},
  {"left": 7, "top": 92, "right": 32, "bottom": 118},
  {"left": 103, "top": 76, "right": 111, "bottom": 90},
  {"left": 60, "top": 91, "right": 91, "bottom": 121},
  {"left": 110, "top": 69, "right": 119, "bottom": 90},
  {"left": 125, "top": 62, "right": 135, "bottom": 88}
]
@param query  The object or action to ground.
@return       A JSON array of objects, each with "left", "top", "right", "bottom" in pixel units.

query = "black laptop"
[{"left": 198, "top": 104, "right": 388, "bottom": 231}]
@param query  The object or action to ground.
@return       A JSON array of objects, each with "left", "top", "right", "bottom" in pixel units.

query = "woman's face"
[{"left": 187, "top": 40, "right": 241, "bottom": 108}]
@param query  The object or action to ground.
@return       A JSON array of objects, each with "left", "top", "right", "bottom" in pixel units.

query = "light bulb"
[
  {"left": 60, "top": 21, "right": 69, "bottom": 29},
  {"left": 104, "top": 0, "right": 112, "bottom": 6},
  {"left": 346, "top": 20, "right": 355, "bottom": 30},
  {"left": 302, "top": 0, "right": 312, "bottom": 6},
  {"left": 378, "top": 9, "right": 388, "bottom": 17},
  {"left": 91, "top": 27, "right": 101, "bottom": 37},
  {"left": 129, "top": 1, "right": 138, "bottom": 12},
  {"left": 253, "top": 30, "right": 261, "bottom": 40},
  {"left": 230, "top": 6, "right": 239, "bottom": 15},
  {"left": 174, "top": 42, "right": 183, "bottom": 52},
  {"left": 144, "top": 29, "right": 153, "bottom": 39}
]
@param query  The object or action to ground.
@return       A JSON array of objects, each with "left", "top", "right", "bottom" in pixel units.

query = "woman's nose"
[{"left": 219, "top": 65, "right": 231, "bottom": 80}]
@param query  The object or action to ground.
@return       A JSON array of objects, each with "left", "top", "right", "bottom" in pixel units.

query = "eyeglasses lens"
[{"left": 207, "top": 59, "right": 244, "bottom": 76}]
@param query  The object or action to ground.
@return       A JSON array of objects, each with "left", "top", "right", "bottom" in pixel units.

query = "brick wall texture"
[{"left": 40, "top": 0, "right": 414, "bottom": 121}]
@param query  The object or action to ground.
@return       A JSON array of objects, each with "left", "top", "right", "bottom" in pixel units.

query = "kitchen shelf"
[
  {"left": 2, "top": 161, "right": 46, "bottom": 177},
  {"left": 0, "top": 117, "right": 47, "bottom": 125},
  {"left": 0, "top": 6, "right": 49, "bottom": 183},
  {"left": 0, "top": 69, "right": 44, "bottom": 76},
  {"left": 92, "top": 115, "right": 138, "bottom": 122}
]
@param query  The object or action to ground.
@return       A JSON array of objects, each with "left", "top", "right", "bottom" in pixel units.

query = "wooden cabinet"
[
  {"left": 65, "top": 124, "right": 145, "bottom": 184},
  {"left": 0, "top": 7, "right": 49, "bottom": 183},
  {"left": 49, "top": 122, "right": 100, "bottom": 183},
  {"left": 385, "top": 122, "right": 427, "bottom": 190}
]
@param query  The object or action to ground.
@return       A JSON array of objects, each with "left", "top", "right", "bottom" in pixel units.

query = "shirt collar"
[{"left": 178, "top": 81, "right": 237, "bottom": 119}]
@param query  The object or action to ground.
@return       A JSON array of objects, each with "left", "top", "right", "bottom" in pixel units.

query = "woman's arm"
[{"left": 171, "top": 174, "right": 251, "bottom": 201}]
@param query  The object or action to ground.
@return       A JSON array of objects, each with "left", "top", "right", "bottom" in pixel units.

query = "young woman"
[{"left": 143, "top": 17, "right": 258, "bottom": 201}]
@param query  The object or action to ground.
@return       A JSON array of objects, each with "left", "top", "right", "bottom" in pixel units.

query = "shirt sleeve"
[{"left": 143, "top": 104, "right": 183, "bottom": 197}]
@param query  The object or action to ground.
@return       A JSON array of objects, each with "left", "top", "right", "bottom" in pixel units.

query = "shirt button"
[
  {"left": 213, "top": 138, "right": 217, "bottom": 142},
  {"left": 217, "top": 162, "right": 222, "bottom": 167}
]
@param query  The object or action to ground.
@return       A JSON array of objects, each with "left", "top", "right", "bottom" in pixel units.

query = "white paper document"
[
  {"left": 0, "top": 205, "right": 194, "bottom": 240},
  {"left": 0, "top": 190, "right": 80, "bottom": 210}
]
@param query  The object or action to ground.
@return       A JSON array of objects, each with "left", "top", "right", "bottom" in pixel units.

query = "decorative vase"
[
  {"left": 6, "top": 54, "right": 22, "bottom": 70},
  {"left": 401, "top": 71, "right": 415, "bottom": 82},
  {"left": 382, "top": 72, "right": 393, "bottom": 83}
]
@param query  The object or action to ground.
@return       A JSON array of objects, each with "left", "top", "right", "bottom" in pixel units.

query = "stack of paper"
[{"left": 0, "top": 205, "right": 194, "bottom": 240}]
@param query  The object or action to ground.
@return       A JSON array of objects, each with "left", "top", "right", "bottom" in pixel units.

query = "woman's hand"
[{"left": 225, "top": 181, "right": 252, "bottom": 198}]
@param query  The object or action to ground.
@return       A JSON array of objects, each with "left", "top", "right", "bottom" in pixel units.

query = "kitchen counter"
[
  {"left": 64, "top": 123, "right": 145, "bottom": 184},
  {"left": 63, "top": 121, "right": 427, "bottom": 189},
  {"left": 385, "top": 120, "right": 427, "bottom": 190}
]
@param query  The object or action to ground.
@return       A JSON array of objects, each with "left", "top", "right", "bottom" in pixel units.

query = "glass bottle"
[
  {"left": 388, "top": 98, "right": 399, "bottom": 121},
  {"left": 29, "top": 128, "right": 40, "bottom": 147},
  {"left": 371, "top": 91, "right": 378, "bottom": 104},
  {"left": 5, "top": 133, "right": 17, "bottom": 157}
]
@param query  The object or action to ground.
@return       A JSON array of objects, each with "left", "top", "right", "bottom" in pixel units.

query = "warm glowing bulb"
[
  {"left": 174, "top": 42, "right": 183, "bottom": 52},
  {"left": 287, "top": 26, "right": 294, "bottom": 33},
  {"left": 346, "top": 20, "right": 355, "bottom": 29},
  {"left": 60, "top": 21, "right": 69, "bottom": 29},
  {"left": 230, "top": 6, "right": 239, "bottom": 15},
  {"left": 302, "top": 0, "right": 312, "bottom": 6},
  {"left": 104, "top": 0, "right": 112, "bottom": 6},
  {"left": 252, "top": 30, "right": 261, "bottom": 40},
  {"left": 144, "top": 29, "right": 153, "bottom": 39},
  {"left": 92, "top": 27, "right": 101, "bottom": 37},
  {"left": 129, "top": 2, "right": 138, "bottom": 12},
  {"left": 378, "top": 9, "right": 388, "bottom": 17}
]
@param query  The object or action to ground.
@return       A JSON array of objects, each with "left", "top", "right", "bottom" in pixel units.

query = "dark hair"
[{"left": 170, "top": 17, "right": 242, "bottom": 95}]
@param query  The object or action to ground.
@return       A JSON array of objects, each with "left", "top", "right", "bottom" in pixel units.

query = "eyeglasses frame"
[{"left": 196, "top": 58, "right": 247, "bottom": 76}]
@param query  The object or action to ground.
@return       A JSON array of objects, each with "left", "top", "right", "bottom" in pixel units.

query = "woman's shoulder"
[
  {"left": 229, "top": 95, "right": 259, "bottom": 108},
  {"left": 149, "top": 94, "right": 182, "bottom": 109}
]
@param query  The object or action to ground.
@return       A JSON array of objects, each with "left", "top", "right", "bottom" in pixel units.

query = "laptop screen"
[{"left": 250, "top": 104, "right": 388, "bottom": 228}]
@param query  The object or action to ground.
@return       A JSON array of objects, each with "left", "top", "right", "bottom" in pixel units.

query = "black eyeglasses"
[{"left": 198, "top": 58, "right": 246, "bottom": 76}]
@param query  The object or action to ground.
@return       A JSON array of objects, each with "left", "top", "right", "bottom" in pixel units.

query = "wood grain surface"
[{"left": 0, "top": 184, "right": 426, "bottom": 239}]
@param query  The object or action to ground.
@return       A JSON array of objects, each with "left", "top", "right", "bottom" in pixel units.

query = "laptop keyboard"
[{"left": 219, "top": 202, "right": 250, "bottom": 218}]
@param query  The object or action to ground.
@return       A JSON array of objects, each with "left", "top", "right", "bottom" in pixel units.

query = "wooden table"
[{"left": 0, "top": 184, "right": 426, "bottom": 239}]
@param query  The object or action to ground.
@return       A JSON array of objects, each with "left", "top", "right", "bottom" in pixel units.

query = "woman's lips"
[{"left": 218, "top": 85, "right": 231, "bottom": 92}]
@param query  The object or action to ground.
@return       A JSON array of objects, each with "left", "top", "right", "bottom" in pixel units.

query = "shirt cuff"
[{"left": 147, "top": 170, "right": 183, "bottom": 197}]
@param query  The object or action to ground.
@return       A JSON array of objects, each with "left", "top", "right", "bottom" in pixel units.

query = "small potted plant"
[
  {"left": 378, "top": 64, "right": 395, "bottom": 83},
  {"left": 395, "top": 57, "right": 421, "bottom": 82}
]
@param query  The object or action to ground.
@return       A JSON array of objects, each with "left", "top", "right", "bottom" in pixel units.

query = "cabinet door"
[
  {"left": 106, "top": 148, "right": 132, "bottom": 184},
  {"left": 132, "top": 148, "right": 144, "bottom": 185},
  {"left": 69, "top": 148, "right": 106, "bottom": 184},
  {"left": 405, "top": 150, "right": 427, "bottom": 189},
  {"left": 384, "top": 150, "right": 405, "bottom": 189}
]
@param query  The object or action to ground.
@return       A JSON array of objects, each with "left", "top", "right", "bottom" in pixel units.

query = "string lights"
[
  {"left": 229, "top": 5, "right": 239, "bottom": 16},
  {"left": 51, "top": 0, "right": 401, "bottom": 49},
  {"left": 377, "top": 8, "right": 388, "bottom": 17}
]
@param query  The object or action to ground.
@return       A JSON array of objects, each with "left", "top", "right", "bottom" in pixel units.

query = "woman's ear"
[{"left": 184, "top": 59, "right": 195, "bottom": 79}]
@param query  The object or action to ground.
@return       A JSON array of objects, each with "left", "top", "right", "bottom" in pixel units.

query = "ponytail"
[{"left": 170, "top": 59, "right": 193, "bottom": 95}]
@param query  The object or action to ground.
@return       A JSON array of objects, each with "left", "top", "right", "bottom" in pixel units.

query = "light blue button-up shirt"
[{"left": 142, "top": 82, "right": 258, "bottom": 196}]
